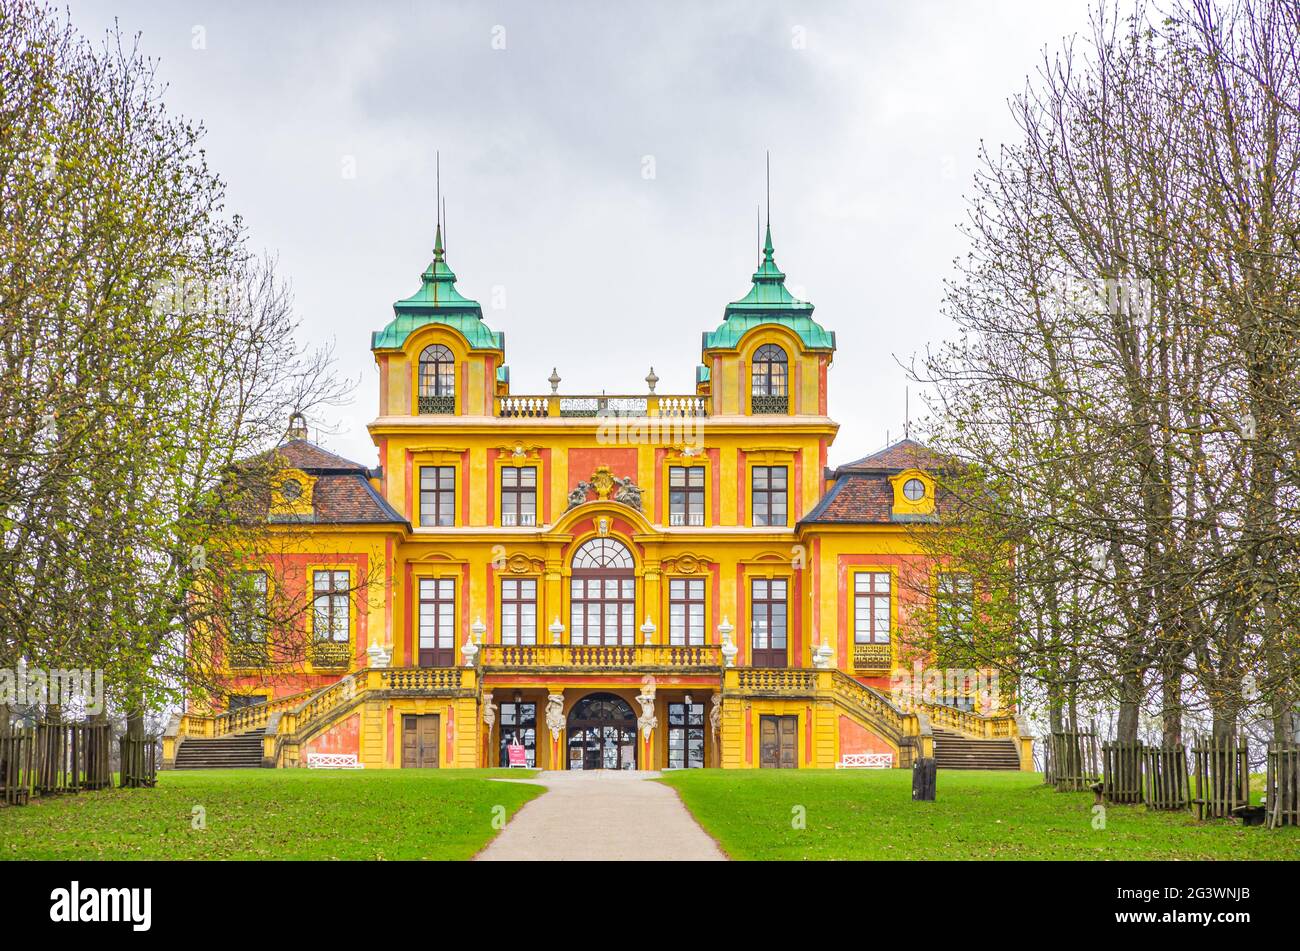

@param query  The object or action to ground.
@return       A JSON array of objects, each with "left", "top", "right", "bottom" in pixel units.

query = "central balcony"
[
  {"left": 496, "top": 394, "right": 708, "bottom": 419},
  {"left": 480, "top": 643, "right": 721, "bottom": 671}
]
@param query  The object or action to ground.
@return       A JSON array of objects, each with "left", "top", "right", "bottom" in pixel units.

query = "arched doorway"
[
  {"left": 566, "top": 693, "right": 637, "bottom": 770},
  {"left": 570, "top": 537, "right": 635, "bottom": 645}
]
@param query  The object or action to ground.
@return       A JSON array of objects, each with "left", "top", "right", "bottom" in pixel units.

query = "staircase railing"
[
  {"left": 178, "top": 685, "right": 320, "bottom": 740},
  {"left": 897, "top": 697, "right": 1019, "bottom": 739}
]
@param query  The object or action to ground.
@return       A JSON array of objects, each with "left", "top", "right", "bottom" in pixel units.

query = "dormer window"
[
  {"left": 903, "top": 478, "right": 925, "bottom": 502},
  {"left": 418, "top": 344, "right": 455, "bottom": 414},
  {"left": 751, "top": 344, "right": 788, "bottom": 414}
]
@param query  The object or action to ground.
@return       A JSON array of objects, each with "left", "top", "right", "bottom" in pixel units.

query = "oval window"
[
  {"left": 279, "top": 478, "right": 302, "bottom": 502},
  {"left": 902, "top": 478, "right": 925, "bottom": 502}
]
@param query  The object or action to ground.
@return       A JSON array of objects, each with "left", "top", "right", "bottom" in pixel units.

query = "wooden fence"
[
  {"left": 0, "top": 720, "right": 155, "bottom": 805},
  {"left": 1191, "top": 735, "right": 1251, "bottom": 821},
  {"left": 1101, "top": 741, "right": 1143, "bottom": 804},
  {"left": 119, "top": 735, "right": 158, "bottom": 789},
  {"left": 1265, "top": 743, "right": 1300, "bottom": 829},
  {"left": 1046, "top": 730, "right": 1099, "bottom": 791},
  {"left": 1141, "top": 744, "right": 1190, "bottom": 811}
]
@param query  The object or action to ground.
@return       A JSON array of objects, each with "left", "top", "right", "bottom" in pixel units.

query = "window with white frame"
[{"left": 669, "top": 578, "right": 705, "bottom": 645}]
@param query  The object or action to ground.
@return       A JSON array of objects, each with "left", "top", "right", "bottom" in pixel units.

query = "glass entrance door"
[{"left": 566, "top": 693, "right": 638, "bottom": 770}]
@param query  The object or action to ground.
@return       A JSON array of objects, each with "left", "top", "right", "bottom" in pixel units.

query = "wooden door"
[
  {"left": 759, "top": 715, "right": 798, "bottom": 769},
  {"left": 401, "top": 714, "right": 440, "bottom": 768}
]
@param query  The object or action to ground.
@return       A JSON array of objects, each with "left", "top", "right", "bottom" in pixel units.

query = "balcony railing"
[
  {"left": 480, "top": 643, "right": 720, "bottom": 669},
  {"left": 496, "top": 394, "right": 708, "bottom": 419},
  {"left": 668, "top": 511, "right": 706, "bottom": 527},
  {"left": 311, "top": 641, "right": 351, "bottom": 668},
  {"left": 751, "top": 393, "right": 789, "bottom": 415},
  {"left": 500, "top": 512, "right": 537, "bottom": 527},
  {"left": 418, "top": 394, "right": 455, "bottom": 414}
]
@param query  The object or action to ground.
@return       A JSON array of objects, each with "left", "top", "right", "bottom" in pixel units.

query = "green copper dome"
[
  {"left": 703, "top": 224, "right": 835, "bottom": 352},
  {"left": 371, "top": 225, "right": 504, "bottom": 351}
]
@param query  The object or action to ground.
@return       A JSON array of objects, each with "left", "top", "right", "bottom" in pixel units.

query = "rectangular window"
[
  {"left": 854, "top": 572, "right": 891, "bottom": 644},
  {"left": 418, "top": 577, "right": 456, "bottom": 666},
  {"left": 500, "top": 578, "right": 538, "bottom": 646},
  {"left": 937, "top": 572, "right": 974, "bottom": 637},
  {"left": 752, "top": 466, "right": 788, "bottom": 527},
  {"left": 669, "top": 578, "right": 706, "bottom": 645},
  {"left": 232, "top": 570, "right": 268, "bottom": 643},
  {"left": 312, "top": 570, "right": 350, "bottom": 643},
  {"left": 500, "top": 466, "right": 537, "bottom": 526},
  {"left": 668, "top": 466, "right": 705, "bottom": 526},
  {"left": 750, "top": 577, "right": 787, "bottom": 667},
  {"left": 419, "top": 466, "right": 456, "bottom": 527}
]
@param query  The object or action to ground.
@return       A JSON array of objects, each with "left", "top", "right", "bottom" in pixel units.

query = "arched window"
[
  {"left": 571, "top": 537, "right": 634, "bottom": 570},
  {"left": 418, "top": 344, "right": 455, "bottom": 413},
  {"left": 751, "top": 344, "right": 788, "bottom": 413},
  {"left": 570, "top": 537, "right": 635, "bottom": 645}
]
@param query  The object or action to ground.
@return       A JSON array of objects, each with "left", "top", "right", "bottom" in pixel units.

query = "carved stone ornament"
[
  {"left": 591, "top": 465, "right": 616, "bottom": 500},
  {"left": 613, "top": 477, "right": 643, "bottom": 511},
  {"left": 506, "top": 552, "right": 542, "bottom": 574},
  {"left": 709, "top": 693, "right": 722, "bottom": 739},
  {"left": 546, "top": 693, "right": 565, "bottom": 740},
  {"left": 566, "top": 481, "right": 593, "bottom": 511},
  {"left": 565, "top": 468, "right": 646, "bottom": 513},
  {"left": 636, "top": 692, "right": 658, "bottom": 740},
  {"left": 665, "top": 553, "right": 703, "bottom": 575},
  {"left": 483, "top": 692, "right": 496, "bottom": 731}
]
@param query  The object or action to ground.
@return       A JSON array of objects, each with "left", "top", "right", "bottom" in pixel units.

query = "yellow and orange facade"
[{"left": 167, "top": 219, "right": 1030, "bottom": 772}]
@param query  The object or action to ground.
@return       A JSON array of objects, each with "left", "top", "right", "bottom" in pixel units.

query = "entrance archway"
[{"left": 566, "top": 693, "right": 637, "bottom": 770}]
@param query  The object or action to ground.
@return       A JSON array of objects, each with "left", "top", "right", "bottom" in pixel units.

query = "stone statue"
[
  {"left": 709, "top": 693, "right": 722, "bottom": 740},
  {"left": 482, "top": 692, "right": 496, "bottom": 731},
  {"left": 566, "top": 481, "right": 592, "bottom": 511},
  {"left": 546, "top": 693, "right": 565, "bottom": 740},
  {"left": 635, "top": 678, "right": 658, "bottom": 741},
  {"left": 613, "top": 477, "right": 644, "bottom": 512}
]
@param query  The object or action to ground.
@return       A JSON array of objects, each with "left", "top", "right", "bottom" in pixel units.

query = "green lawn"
[
  {"left": 0, "top": 768, "right": 541, "bottom": 860},
  {"left": 659, "top": 769, "right": 1300, "bottom": 860}
]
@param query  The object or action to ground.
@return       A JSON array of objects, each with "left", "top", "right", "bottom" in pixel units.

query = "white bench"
[
  {"left": 306, "top": 753, "right": 363, "bottom": 769},
  {"left": 836, "top": 752, "right": 893, "bottom": 769}
]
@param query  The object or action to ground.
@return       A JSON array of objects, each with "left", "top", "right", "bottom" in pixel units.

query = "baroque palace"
[{"left": 165, "top": 216, "right": 1032, "bottom": 773}]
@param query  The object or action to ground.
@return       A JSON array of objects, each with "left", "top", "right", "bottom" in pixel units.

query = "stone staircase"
[
  {"left": 173, "top": 728, "right": 265, "bottom": 769},
  {"left": 932, "top": 727, "right": 1021, "bottom": 770}
]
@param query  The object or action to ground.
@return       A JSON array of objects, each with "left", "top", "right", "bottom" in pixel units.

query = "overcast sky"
[{"left": 68, "top": 0, "right": 1094, "bottom": 467}]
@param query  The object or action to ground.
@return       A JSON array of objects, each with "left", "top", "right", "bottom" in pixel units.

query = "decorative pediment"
[
  {"left": 662, "top": 553, "right": 711, "bottom": 575},
  {"left": 502, "top": 552, "right": 544, "bottom": 574}
]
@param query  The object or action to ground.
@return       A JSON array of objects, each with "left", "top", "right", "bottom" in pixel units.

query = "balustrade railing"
[
  {"left": 480, "top": 644, "right": 720, "bottom": 669},
  {"left": 495, "top": 394, "right": 709, "bottom": 419}
]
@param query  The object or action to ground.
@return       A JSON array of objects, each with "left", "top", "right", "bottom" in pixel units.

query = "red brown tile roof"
[
  {"left": 835, "top": 438, "right": 953, "bottom": 475},
  {"left": 309, "top": 474, "right": 406, "bottom": 524},
  {"left": 800, "top": 472, "right": 896, "bottom": 524},
  {"left": 274, "top": 439, "right": 370, "bottom": 473},
  {"left": 264, "top": 439, "right": 405, "bottom": 525}
]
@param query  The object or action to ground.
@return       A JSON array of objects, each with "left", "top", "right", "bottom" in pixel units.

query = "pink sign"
[{"left": 507, "top": 744, "right": 528, "bottom": 767}]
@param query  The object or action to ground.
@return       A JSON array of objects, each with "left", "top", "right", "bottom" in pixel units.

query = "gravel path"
[{"left": 475, "top": 770, "right": 727, "bottom": 861}]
